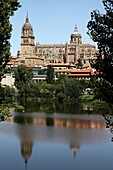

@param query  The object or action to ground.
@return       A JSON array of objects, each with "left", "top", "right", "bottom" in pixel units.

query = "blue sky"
[{"left": 10, "top": 0, "right": 104, "bottom": 56}]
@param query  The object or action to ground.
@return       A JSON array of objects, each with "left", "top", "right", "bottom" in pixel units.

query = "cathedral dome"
[{"left": 71, "top": 25, "right": 81, "bottom": 38}]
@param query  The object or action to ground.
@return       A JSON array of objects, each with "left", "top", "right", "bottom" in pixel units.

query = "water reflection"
[
  {"left": 102, "top": 114, "right": 113, "bottom": 141},
  {"left": 22, "top": 100, "right": 113, "bottom": 115},
  {"left": 10, "top": 113, "right": 106, "bottom": 168},
  {"left": 24, "top": 101, "right": 83, "bottom": 114},
  {"left": 13, "top": 113, "right": 105, "bottom": 129},
  {"left": 21, "top": 138, "right": 33, "bottom": 170},
  {"left": 2, "top": 112, "right": 109, "bottom": 170}
]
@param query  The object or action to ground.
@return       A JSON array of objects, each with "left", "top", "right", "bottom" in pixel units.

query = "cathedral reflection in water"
[{"left": 6, "top": 114, "right": 105, "bottom": 169}]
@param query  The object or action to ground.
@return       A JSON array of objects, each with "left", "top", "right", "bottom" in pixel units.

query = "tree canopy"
[
  {"left": 76, "top": 58, "right": 83, "bottom": 69},
  {"left": 0, "top": 0, "right": 21, "bottom": 81},
  {"left": 87, "top": 0, "right": 113, "bottom": 57},
  {"left": 87, "top": 0, "right": 113, "bottom": 84},
  {"left": 87, "top": 0, "right": 113, "bottom": 104},
  {"left": 14, "top": 64, "right": 33, "bottom": 90},
  {"left": 46, "top": 65, "right": 55, "bottom": 84}
]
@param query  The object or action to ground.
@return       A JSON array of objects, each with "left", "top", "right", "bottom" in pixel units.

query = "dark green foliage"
[
  {"left": 0, "top": 104, "right": 11, "bottom": 121},
  {"left": 0, "top": 0, "right": 21, "bottom": 106},
  {"left": 55, "top": 75, "right": 83, "bottom": 102},
  {"left": 15, "top": 73, "right": 86, "bottom": 103},
  {"left": 46, "top": 65, "right": 55, "bottom": 84},
  {"left": 87, "top": 0, "right": 113, "bottom": 57},
  {"left": 14, "top": 64, "right": 33, "bottom": 90},
  {"left": 65, "top": 78, "right": 82, "bottom": 99},
  {"left": 14, "top": 65, "right": 33, "bottom": 100},
  {"left": 76, "top": 58, "right": 83, "bottom": 69},
  {"left": 27, "top": 81, "right": 40, "bottom": 98},
  {"left": 0, "top": 86, "right": 5, "bottom": 102},
  {"left": 38, "top": 69, "right": 47, "bottom": 75},
  {"left": 92, "top": 78, "right": 113, "bottom": 104},
  {"left": 55, "top": 84, "right": 66, "bottom": 102},
  {"left": 39, "top": 82, "right": 55, "bottom": 98},
  {"left": 24, "top": 100, "right": 83, "bottom": 114},
  {"left": 17, "top": 83, "right": 29, "bottom": 99},
  {"left": 0, "top": 0, "right": 21, "bottom": 82},
  {"left": 87, "top": 0, "right": 113, "bottom": 83},
  {"left": 4, "top": 85, "right": 15, "bottom": 102},
  {"left": 87, "top": 0, "right": 113, "bottom": 104}
]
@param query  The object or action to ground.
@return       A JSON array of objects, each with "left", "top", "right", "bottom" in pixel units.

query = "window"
[
  {"left": 74, "top": 38, "right": 76, "bottom": 41},
  {"left": 81, "top": 48, "right": 84, "bottom": 52},
  {"left": 88, "top": 48, "right": 91, "bottom": 52},
  {"left": 70, "top": 48, "right": 75, "bottom": 52}
]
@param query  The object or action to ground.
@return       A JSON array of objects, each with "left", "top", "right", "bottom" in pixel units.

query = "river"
[{"left": 0, "top": 103, "right": 113, "bottom": 170}]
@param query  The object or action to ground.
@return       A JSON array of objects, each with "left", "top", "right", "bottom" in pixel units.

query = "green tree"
[
  {"left": 46, "top": 65, "right": 55, "bottom": 84},
  {"left": 39, "top": 82, "right": 55, "bottom": 99},
  {"left": 76, "top": 58, "right": 83, "bottom": 69},
  {"left": 56, "top": 75, "right": 82, "bottom": 102},
  {"left": 38, "top": 69, "right": 47, "bottom": 75},
  {"left": 27, "top": 81, "right": 40, "bottom": 98},
  {"left": 14, "top": 64, "right": 33, "bottom": 90},
  {"left": 87, "top": 0, "right": 113, "bottom": 84},
  {"left": 4, "top": 85, "right": 15, "bottom": 102},
  {"left": 90, "top": 78, "right": 113, "bottom": 104},
  {"left": 87, "top": 0, "right": 113, "bottom": 104},
  {"left": 0, "top": 0, "right": 21, "bottom": 82},
  {"left": 65, "top": 78, "right": 82, "bottom": 99}
]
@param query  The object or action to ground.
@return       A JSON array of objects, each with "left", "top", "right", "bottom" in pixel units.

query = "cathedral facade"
[{"left": 17, "top": 14, "right": 97, "bottom": 67}]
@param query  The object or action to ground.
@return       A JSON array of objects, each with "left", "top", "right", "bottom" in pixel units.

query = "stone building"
[{"left": 17, "top": 14, "right": 97, "bottom": 67}]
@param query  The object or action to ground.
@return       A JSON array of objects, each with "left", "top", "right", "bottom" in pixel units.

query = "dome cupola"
[
  {"left": 71, "top": 25, "right": 81, "bottom": 38},
  {"left": 70, "top": 25, "right": 82, "bottom": 44}
]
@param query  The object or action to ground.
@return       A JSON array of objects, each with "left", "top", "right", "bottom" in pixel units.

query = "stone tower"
[
  {"left": 70, "top": 25, "right": 82, "bottom": 63},
  {"left": 19, "top": 13, "right": 35, "bottom": 63}
]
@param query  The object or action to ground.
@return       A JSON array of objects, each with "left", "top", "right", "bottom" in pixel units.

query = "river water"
[{"left": 0, "top": 106, "right": 113, "bottom": 170}]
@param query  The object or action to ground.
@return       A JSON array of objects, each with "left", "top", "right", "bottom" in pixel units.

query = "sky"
[{"left": 10, "top": 0, "right": 104, "bottom": 56}]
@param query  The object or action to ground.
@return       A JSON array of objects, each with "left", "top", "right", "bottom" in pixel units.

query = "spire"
[
  {"left": 74, "top": 24, "right": 78, "bottom": 32},
  {"left": 23, "top": 11, "right": 32, "bottom": 29},
  {"left": 72, "top": 24, "right": 79, "bottom": 35},
  {"left": 26, "top": 11, "right": 29, "bottom": 23}
]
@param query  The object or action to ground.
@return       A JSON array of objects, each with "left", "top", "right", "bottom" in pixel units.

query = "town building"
[
  {"left": 15, "top": 14, "right": 97, "bottom": 68},
  {"left": 3, "top": 14, "right": 98, "bottom": 87}
]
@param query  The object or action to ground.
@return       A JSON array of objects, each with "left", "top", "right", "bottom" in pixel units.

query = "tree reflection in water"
[
  {"left": 18, "top": 99, "right": 113, "bottom": 116},
  {"left": 102, "top": 114, "right": 113, "bottom": 141}
]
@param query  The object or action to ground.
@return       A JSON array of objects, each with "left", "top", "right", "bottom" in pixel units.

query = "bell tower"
[
  {"left": 70, "top": 25, "right": 82, "bottom": 63},
  {"left": 19, "top": 13, "right": 35, "bottom": 62}
]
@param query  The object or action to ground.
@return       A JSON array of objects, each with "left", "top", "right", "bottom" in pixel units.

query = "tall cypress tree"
[{"left": 46, "top": 65, "right": 55, "bottom": 84}]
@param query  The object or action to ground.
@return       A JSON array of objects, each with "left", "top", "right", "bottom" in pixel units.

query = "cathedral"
[{"left": 16, "top": 14, "right": 97, "bottom": 67}]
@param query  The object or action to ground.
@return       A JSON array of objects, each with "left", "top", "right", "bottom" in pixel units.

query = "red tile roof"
[
  {"left": 7, "top": 61, "right": 14, "bottom": 65},
  {"left": 67, "top": 74, "right": 91, "bottom": 77},
  {"left": 11, "top": 56, "right": 17, "bottom": 59},
  {"left": 38, "top": 44, "right": 65, "bottom": 48},
  {"left": 55, "top": 68, "right": 93, "bottom": 73},
  {"left": 46, "top": 63, "right": 70, "bottom": 66},
  {"left": 55, "top": 69, "right": 73, "bottom": 73},
  {"left": 80, "top": 44, "right": 95, "bottom": 47}
]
